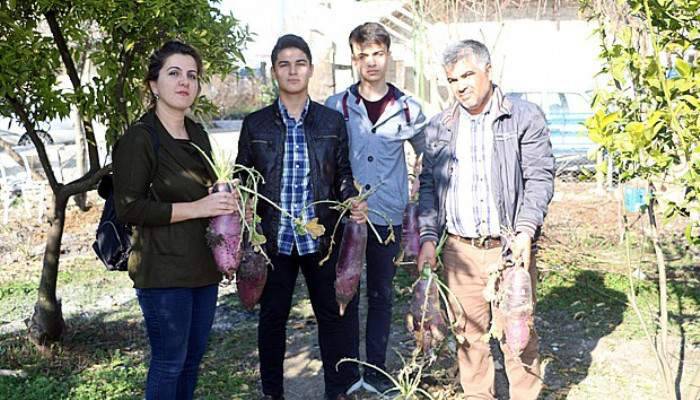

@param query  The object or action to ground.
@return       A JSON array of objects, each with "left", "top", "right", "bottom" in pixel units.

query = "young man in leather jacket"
[{"left": 236, "top": 34, "right": 367, "bottom": 400}]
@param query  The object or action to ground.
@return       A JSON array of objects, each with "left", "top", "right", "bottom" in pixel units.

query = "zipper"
[
  {"left": 440, "top": 126, "right": 457, "bottom": 225},
  {"left": 303, "top": 125, "right": 319, "bottom": 207}
]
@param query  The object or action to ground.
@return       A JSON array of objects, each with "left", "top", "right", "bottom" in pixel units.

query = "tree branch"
[
  {"left": 4, "top": 95, "right": 60, "bottom": 192},
  {"left": 0, "top": 137, "right": 45, "bottom": 181},
  {"left": 43, "top": 9, "right": 100, "bottom": 171},
  {"left": 61, "top": 164, "right": 111, "bottom": 197}
]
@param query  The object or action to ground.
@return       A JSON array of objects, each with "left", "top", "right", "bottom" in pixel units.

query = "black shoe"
[{"left": 363, "top": 369, "right": 395, "bottom": 395}]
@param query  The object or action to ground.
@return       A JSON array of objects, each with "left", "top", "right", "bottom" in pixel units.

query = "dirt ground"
[{"left": 1, "top": 181, "right": 698, "bottom": 399}]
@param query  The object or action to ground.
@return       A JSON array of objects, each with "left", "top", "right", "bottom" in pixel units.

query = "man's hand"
[
  {"left": 416, "top": 240, "right": 437, "bottom": 273},
  {"left": 511, "top": 232, "right": 532, "bottom": 268},
  {"left": 349, "top": 199, "right": 368, "bottom": 224}
]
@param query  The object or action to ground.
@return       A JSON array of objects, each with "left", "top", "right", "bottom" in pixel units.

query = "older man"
[{"left": 416, "top": 39, "right": 554, "bottom": 400}]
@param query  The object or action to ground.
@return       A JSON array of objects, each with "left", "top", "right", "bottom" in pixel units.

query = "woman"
[{"left": 113, "top": 40, "right": 236, "bottom": 399}]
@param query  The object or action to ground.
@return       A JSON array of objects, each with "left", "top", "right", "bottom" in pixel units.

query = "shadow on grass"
[
  {"left": 0, "top": 304, "right": 148, "bottom": 400},
  {"left": 535, "top": 269, "right": 626, "bottom": 399},
  {"left": 0, "top": 294, "right": 261, "bottom": 400}
]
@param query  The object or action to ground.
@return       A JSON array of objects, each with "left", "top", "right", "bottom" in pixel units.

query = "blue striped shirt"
[
  {"left": 445, "top": 99, "right": 501, "bottom": 238},
  {"left": 277, "top": 98, "right": 318, "bottom": 256}
]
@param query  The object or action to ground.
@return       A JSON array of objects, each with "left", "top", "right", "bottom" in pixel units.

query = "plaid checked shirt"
[{"left": 277, "top": 98, "right": 318, "bottom": 256}]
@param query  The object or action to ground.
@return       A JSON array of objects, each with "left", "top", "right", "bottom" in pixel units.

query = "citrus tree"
[
  {"left": 582, "top": 0, "right": 699, "bottom": 397},
  {"left": 0, "top": 0, "right": 249, "bottom": 345}
]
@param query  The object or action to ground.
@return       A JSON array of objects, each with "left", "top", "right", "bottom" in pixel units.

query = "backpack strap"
[
  {"left": 341, "top": 91, "right": 350, "bottom": 122},
  {"left": 402, "top": 98, "right": 412, "bottom": 126},
  {"left": 133, "top": 121, "right": 160, "bottom": 200},
  {"left": 133, "top": 121, "right": 160, "bottom": 162}
]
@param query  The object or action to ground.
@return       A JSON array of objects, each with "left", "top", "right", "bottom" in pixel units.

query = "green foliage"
[
  {"left": 0, "top": 0, "right": 250, "bottom": 147},
  {"left": 0, "top": 2, "right": 68, "bottom": 123},
  {"left": 583, "top": 0, "right": 700, "bottom": 244}
]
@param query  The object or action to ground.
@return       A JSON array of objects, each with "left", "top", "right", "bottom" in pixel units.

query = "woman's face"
[{"left": 149, "top": 53, "right": 199, "bottom": 112}]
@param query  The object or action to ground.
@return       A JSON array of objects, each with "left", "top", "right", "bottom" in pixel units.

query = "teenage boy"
[
  {"left": 325, "top": 22, "right": 427, "bottom": 395},
  {"left": 236, "top": 34, "right": 368, "bottom": 400}
]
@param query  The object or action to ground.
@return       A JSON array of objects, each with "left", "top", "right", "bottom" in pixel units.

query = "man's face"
[
  {"left": 444, "top": 54, "right": 492, "bottom": 114},
  {"left": 351, "top": 41, "right": 390, "bottom": 84},
  {"left": 272, "top": 47, "right": 313, "bottom": 96}
]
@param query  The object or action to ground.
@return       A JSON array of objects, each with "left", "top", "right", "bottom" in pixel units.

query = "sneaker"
[
  {"left": 346, "top": 376, "right": 364, "bottom": 395},
  {"left": 363, "top": 369, "right": 395, "bottom": 395}
]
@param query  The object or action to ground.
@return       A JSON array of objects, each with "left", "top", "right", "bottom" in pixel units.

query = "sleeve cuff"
[
  {"left": 515, "top": 221, "right": 537, "bottom": 239},
  {"left": 420, "top": 232, "right": 439, "bottom": 246}
]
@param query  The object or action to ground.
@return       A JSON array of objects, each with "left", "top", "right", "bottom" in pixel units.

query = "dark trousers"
[
  {"left": 354, "top": 224, "right": 401, "bottom": 370},
  {"left": 136, "top": 284, "right": 219, "bottom": 400},
  {"left": 258, "top": 246, "right": 360, "bottom": 398}
]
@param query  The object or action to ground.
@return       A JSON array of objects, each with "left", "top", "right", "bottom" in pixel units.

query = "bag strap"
[
  {"left": 133, "top": 121, "right": 160, "bottom": 200},
  {"left": 341, "top": 91, "right": 350, "bottom": 122},
  {"left": 402, "top": 98, "right": 412, "bottom": 126}
]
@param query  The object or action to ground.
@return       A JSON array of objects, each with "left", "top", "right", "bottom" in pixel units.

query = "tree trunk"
[
  {"left": 26, "top": 191, "right": 68, "bottom": 345},
  {"left": 647, "top": 183, "right": 676, "bottom": 399},
  {"left": 71, "top": 106, "right": 88, "bottom": 211},
  {"left": 24, "top": 164, "right": 109, "bottom": 344}
]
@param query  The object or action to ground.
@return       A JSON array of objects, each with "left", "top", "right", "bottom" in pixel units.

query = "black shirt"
[{"left": 361, "top": 89, "right": 394, "bottom": 125}]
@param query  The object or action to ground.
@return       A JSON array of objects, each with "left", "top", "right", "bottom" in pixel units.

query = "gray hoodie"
[{"left": 325, "top": 83, "right": 427, "bottom": 226}]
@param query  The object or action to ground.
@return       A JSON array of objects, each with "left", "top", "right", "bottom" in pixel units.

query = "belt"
[{"left": 448, "top": 234, "right": 502, "bottom": 249}]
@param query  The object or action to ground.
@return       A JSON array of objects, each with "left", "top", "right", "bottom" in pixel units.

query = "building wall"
[{"left": 220, "top": 1, "right": 603, "bottom": 113}]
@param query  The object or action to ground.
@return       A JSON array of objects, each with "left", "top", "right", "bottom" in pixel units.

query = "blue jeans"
[{"left": 136, "top": 284, "right": 218, "bottom": 400}]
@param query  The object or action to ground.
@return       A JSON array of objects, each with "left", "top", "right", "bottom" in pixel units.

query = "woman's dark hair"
[
  {"left": 271, "top": 34, "right": 312, "bottom": 66},
  {"left": 145, "top": 40, "right": 204, "bottom": 107}
]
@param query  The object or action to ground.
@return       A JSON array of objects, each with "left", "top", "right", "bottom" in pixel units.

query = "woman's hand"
[
  {"left": 194, "top": 191, "right": 237, "bottom": 218},
  {"left": 171, "top": 190, "right": 236, "bottom": 223}
]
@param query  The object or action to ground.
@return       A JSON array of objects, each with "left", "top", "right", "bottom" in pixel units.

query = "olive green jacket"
[{"left": 113, "top": 110, "right": 221, "bottom": 288}]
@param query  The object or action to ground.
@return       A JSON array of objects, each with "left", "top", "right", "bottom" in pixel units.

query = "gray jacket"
[
  {"left": 418, "top": 86, "right": 554, "bottom": 244},
  {"left": 326, "top": 83, "right": 427, "bottom": 225}
]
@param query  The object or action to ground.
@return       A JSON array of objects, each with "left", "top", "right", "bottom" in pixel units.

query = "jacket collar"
[
  {"left": 277, "top": 97, "right": 310, "bottom": 123},
  {"left": 345, "top": 82, "right": 407, "bottom": 127},
  {"left": 141, "top": 109, "right": 216, "bottom": 183},
  {"left": 347, "top": 81, "right": 405, "bottom": 104},
  {"left": 272, "top": 96, "right": 318, "bottom": 132}
]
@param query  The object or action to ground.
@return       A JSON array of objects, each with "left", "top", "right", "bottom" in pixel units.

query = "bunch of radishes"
[{"left": 194, "top": 143, "right": 273, "bottom": 311}]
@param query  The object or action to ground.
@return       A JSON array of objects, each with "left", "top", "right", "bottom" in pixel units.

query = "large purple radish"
[
  {"left": 237, "top": 241, "right": 268, "bottom": 311},
  {"left": 334, "top": 221, "right": 367, "bottom": 316},
  {"left": 206, "top": 182, "right": 242, "bottom": 276},
  {"left": 401, "top": 202, "right": 420, "bottom": 261},
  {"left": 501, "top": 266, "right": 534, "bottom": 356},
  {"left": 406, "top": 265, "right": 447, "bottom": 354}
]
